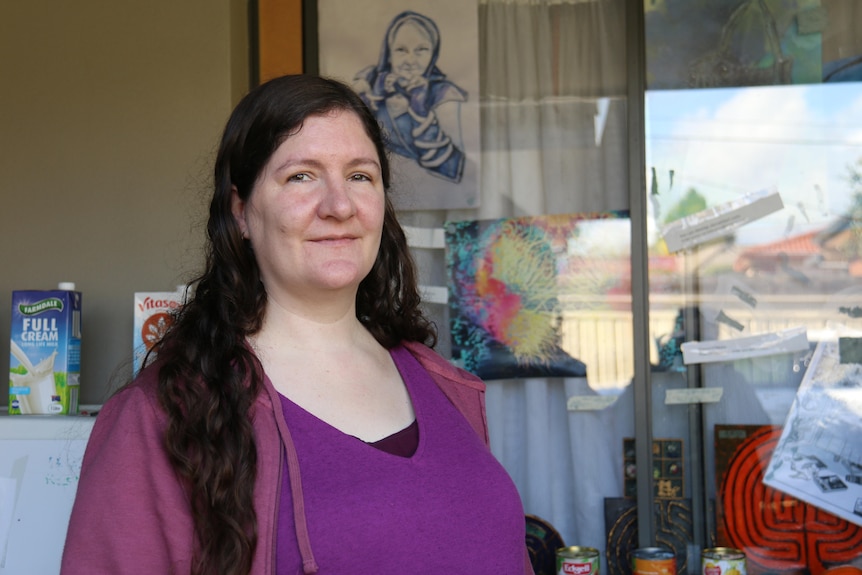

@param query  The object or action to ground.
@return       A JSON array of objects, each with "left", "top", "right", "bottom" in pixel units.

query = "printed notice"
[
  {"left": 567, "top": 395, "right": 619, "bottom": 411},
  {"left": 662, "top": 188, "right": 784, "bottom": 253},
  {"left": 764, "top": 340, "right": 862, "bottom": 526},
  {"left": 681, "top": 326, "right": 809, "bottom": 365},
  {"left": 665, "top": 387, "right": 724, "bottom": 405}
]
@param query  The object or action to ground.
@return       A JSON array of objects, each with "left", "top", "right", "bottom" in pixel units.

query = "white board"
[{"left": 0, "top": 415, "right": 95, "bottom": 575}]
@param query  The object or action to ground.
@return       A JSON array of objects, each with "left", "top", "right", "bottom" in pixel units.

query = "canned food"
[
  {"left": 556, "top": 546, "right": 600, "bottom": 575},
  {"left": 632, "top": 547, "right": 676, "bottom": 575},
  {"left": 702, "top": 547, "right": 746, "bottom": 575}
]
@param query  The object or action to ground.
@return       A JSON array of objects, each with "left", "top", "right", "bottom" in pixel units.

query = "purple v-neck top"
[
  {"left": 368, "top": 418, "right": 418, "bottom": 457},
  {"left": 274, "top": 345, "right": 525, "bottom": 573}
]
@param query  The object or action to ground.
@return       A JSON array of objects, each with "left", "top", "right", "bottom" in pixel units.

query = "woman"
[
  {"left": 61, "top": 75, "right": 532, "bottom": 575},
  {"left": 353, "top": 10, "right": 467, "bottom": 183}
]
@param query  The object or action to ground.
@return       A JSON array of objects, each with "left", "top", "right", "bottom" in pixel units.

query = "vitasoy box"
[
  {"left": 9, "top": 286, "right": 82, "bottom": 415},
  {"left": 133, "top": 289, "right": 184, "bottom": 374}
]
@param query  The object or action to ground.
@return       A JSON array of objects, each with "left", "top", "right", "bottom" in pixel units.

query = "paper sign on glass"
[
  {"left": 662, "top": 188, "right": 784, "bottom": 253},
  {"left": 764, "top": 340, "right": 862, "bottom": 527},
  {"left": 681, "top": 326, "right": 809, "bottom": 365}
]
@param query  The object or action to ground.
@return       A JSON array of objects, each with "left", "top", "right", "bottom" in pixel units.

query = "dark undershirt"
[{"left": 367, "top": 419, "right": 419, "bottom": 457}]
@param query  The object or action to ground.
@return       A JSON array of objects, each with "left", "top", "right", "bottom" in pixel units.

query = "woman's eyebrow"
[{"left": 272, "top": 156, "right": 381, "bottom": 175}]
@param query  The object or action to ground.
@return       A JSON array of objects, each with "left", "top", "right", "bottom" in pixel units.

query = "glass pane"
[
  {"left": 469, "top": 5, "right": 631, "bottom": 575},
  {"left": 645, "top": 74, "right": 862, "bottom": 575},
  {"left": 643, "top": 1, "right": 862, "bottom": 571}
]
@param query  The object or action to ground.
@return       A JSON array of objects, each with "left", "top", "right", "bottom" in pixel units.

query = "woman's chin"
[{"left": 309, "top": 264, "right": 372, "bottom": 292}]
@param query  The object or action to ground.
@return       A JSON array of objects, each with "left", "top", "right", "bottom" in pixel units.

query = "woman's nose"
[{"left": 318, "top": 180, "right": 356, "bottom": 220}]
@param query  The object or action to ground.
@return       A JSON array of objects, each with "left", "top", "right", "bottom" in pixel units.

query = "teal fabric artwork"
[{"left": 445, "top": 211, "right": 630, "bottom": 380}]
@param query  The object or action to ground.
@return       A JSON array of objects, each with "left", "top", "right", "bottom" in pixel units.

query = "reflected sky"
[{"left": 645, "top": 83, "right": 862, "bottom": 246}]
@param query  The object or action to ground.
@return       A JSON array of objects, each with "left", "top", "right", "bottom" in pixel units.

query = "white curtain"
[{"left": 402, "top": 0, "right": 632, "bottom": 556}]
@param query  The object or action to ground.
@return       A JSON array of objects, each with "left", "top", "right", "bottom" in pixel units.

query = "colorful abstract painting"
[{"left": 445, "top": 211, "right": 630, "bottom": 380}]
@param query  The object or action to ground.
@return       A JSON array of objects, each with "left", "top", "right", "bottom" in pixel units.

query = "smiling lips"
[{"left": 310, "top": 235, "right": 359, "bottom": 245}]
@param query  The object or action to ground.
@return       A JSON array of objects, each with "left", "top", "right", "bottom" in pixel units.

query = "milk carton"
[
  {"left": 133, "top": 288, "right": 185, "bottom": 374},
  {"left": 9, "top": 284, "right": 81, "bottom": 415}
]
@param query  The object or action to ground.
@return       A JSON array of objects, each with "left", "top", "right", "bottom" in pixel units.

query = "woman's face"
[
  {"left": 389, "top": 21, "right": 433, "bottom": 82},
  {"left": 231, "top": 110, "right": 385, "bottom": 310}
]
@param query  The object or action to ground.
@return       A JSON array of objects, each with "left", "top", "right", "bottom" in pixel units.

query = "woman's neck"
[
  {"left": 247, "top": 294, "right": 411, "bottom": 442},
  {"left": 250, "top": 295, "right": 376, "bottom": 358}
]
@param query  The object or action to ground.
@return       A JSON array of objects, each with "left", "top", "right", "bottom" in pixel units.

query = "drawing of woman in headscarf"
[{"left": 353, "top": 10, "right": 467, "bottom": 183}]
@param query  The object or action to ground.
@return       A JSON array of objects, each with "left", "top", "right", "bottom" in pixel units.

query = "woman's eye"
[
  {"left": 288, "top": 173, "right": 310, "bottom": 182},
  {"left": 349, "top": 173, "right": 371, "bottom": 182}
]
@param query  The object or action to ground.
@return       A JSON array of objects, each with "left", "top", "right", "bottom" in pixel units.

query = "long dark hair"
[{"left": 152, "top": 74, "right": 436, "bottom": 575}]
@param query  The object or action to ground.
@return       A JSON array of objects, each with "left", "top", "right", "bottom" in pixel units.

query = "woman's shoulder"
[
  {"left": 400, "top": 340, "right": 484, "bottom": 391},
  {"left": 119, "top": 361, "right": 162, "bottom": 402},
  {"left": 400, "top": 340, "right": 489, "bottom": 445},
  {"left": 93, "top": 362, "right": 166, "bottom": 434}
]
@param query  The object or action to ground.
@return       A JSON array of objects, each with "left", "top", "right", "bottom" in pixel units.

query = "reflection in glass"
[{"left": 645, "top": 82, "right": 862, "bottom": 572}]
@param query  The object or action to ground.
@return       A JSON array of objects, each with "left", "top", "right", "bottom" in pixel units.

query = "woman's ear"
[{"left": 230, "top": 186, "right": 250, "bottom": 239}]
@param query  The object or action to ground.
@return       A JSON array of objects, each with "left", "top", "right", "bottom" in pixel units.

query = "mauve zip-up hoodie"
[{"left": 60, "top": 340, "right": 534, "bottom": 574}]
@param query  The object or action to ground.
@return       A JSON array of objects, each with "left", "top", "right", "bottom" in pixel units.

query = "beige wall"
[{"left": 0, "top": 1, "right": 256, "bottom": 406}]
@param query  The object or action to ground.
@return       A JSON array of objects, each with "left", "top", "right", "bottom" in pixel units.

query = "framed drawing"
[{"left": 314, "top": 0, "right": 481, "bottom": 210}]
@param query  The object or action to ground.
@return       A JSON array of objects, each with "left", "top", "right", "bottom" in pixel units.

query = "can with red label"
[
  {"left": 632, "top": 547, "right": 676, "bottom": 575},
  {"left": 556, "top": 546, "right": 600, "bottom": 575},
  {"left": 702, "top": 548, "right": 746, "bottom": 575}
]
